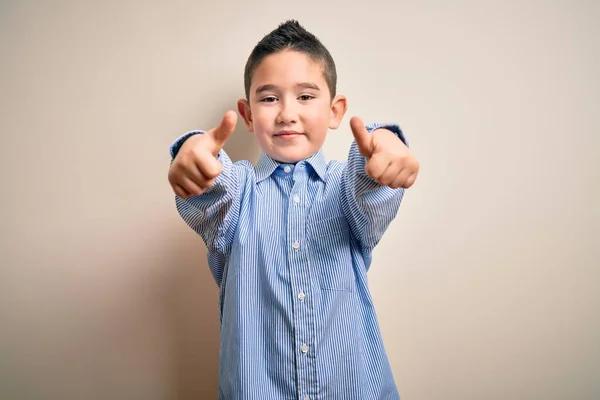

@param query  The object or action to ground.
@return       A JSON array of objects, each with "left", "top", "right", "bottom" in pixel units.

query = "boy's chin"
[
  {"left": 268, "top": 150, "right": 312, "bottom": 164},
  {"left": 272, "top": 156, "right": 304, "bottom": 164}
]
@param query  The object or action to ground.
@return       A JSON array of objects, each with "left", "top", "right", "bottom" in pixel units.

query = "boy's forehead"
[{"left": 250, "top": 50, "right": 327, "bottom": 90}]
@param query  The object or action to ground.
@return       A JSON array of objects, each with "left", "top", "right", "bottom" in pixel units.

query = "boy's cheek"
[
  {"left": 255, "top": 115, "right": 277, "bottom": 133},
  {"left": 252, "top": 120, "right": 268, "bottom": 134}
]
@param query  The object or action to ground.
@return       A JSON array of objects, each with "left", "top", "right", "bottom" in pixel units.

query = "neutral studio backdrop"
[{"left": 1, "top": 1, "right": 598, "bottom": 399}]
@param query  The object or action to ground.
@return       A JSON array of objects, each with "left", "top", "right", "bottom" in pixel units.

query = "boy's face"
[{"left": 238, "top": 50, "right": 347, "bottom": 163}]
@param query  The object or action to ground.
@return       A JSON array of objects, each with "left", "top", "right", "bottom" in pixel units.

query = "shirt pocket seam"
[
  {"left": 307, "top": 215, "right": 354, "bottom": 292},
  {"left": 307, "top": 215, "right": 349, "bottom": 238}
]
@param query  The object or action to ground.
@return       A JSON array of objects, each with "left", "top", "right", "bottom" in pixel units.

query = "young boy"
[{"left": 168, "top": 20, "right": 419, "bottom": 400}]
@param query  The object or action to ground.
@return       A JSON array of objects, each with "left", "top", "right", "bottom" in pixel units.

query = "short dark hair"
[{"left": 244, "top": 20, "right": 337, "bottom": 100}]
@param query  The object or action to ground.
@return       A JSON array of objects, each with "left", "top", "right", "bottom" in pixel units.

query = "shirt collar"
[{"left": 254, "top": 150, "right": 328, "bottom": 182}]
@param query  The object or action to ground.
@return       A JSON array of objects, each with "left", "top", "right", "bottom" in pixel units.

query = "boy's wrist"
[
  {"left": 170, "top": 130, "right": 205, "bottom": 159},
  {"left": 368, "top": 123, "right": 408, "bottom": 148}
]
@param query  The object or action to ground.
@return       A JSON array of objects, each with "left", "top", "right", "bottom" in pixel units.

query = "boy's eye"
[
  {"left": 260, "top": 96, "right": 278, "bottom": 103},
  {"left": 298, "top": 94, "right": 314, "bottom": 101}
]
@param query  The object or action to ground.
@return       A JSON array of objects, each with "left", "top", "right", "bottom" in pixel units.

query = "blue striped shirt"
[{"left": 171, "top": 123, "right": 407, "bottom": 400}]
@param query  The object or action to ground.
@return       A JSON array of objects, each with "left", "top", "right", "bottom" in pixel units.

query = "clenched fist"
[
  {"left": 350, "top": 116, "right": 419, "bottom": 189},
  {"left": 168, "top": 111, "right": 237, "bottom": 198}
]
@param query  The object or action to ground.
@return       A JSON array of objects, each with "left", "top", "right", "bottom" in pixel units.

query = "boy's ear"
[
  {"left": 328, "top": 95, "right": 348, "bottom": 129},
  {"left": 237, "top": 98, "right": 254, "bottom": 132}
]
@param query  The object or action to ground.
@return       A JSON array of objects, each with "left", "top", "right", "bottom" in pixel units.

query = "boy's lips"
[{"left": 274, "top": 130, "right": 304, "bottom": 140}]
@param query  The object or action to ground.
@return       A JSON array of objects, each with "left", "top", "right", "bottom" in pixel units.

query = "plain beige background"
[{"left": 1, "top": 0, "right": 598, "bottom": 399}]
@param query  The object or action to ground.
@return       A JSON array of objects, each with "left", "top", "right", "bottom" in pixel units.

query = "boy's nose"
[{"left": 276, "top": 103, "right": 298, "bottom": 124}]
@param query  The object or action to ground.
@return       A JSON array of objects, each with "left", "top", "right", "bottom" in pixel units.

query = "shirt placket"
[{"left": 287, "top": 163, "right": 317, "bottom": 400}]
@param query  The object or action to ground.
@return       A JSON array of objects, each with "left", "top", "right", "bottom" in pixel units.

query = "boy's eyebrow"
[
  {"left": 255, "top": 82, "right": 321, "bottom": 94},
  {"left": 296, "top": 82, "right": 320, "bottom": 90}
]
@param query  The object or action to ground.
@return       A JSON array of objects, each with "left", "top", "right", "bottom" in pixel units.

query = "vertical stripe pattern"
[{"left": 173, "top": 123, "right": 407, "bottom": 400}]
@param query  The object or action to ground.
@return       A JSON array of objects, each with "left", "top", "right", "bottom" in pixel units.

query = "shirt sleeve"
[
  {"left": 340, "top": 123, "right": 407, "bottom": 255},
  {"left": 170, "top": 130, "right": 242, "bottom": 255},
  {"left": 170, "top": 129, "right": 204, "bottom": 160}
]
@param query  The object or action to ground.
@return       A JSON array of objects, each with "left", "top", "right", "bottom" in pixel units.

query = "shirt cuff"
[
  {"left": 365, "top": 123, "right": 408, "bottom": 147},
  {"left": 169, "top": 129, "right": 205, "bottom": 159}
]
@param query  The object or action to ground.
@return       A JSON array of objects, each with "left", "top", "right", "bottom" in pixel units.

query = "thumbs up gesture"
[
  {"left": 168, "top": 111, "right": 237, "bottom": 198},
  {"left": 350, "top": 116, "right": 419, "bottom": 189}
]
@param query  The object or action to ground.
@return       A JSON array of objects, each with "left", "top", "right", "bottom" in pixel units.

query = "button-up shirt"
[{"left": 171, "top": 123, "right": 407, "bottom": 400}]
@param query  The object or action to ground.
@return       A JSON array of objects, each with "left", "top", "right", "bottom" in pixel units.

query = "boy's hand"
[
  {"left": 168, "top": 111, "right": 237, "bottom": 199},
  {"left": 350, "top": 116, "right": 419, "bottom": 189}
]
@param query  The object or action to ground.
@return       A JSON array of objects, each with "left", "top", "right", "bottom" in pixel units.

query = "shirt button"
[
  {"left": 292, "top": 241, "right": 300, "bottom": 250},
  {"left": 293, "top": 195, "right": 300, "bottom": 204},
  {"left": 283, "top": 165, "right": 291, "bottom": 173},
  {"left": 298, "top": 291, "right": 306, "bottom": 301},
  {"left": 300, "top": 344, "right": 309, "bottom": 354}
]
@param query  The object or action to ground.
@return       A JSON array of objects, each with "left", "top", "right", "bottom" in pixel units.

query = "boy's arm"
[
  {"left": 168, "top": 112, "right": 242, "bottom": 255},
  {"left": 340, "top": 118, "right": 418, "bottom": 254}
]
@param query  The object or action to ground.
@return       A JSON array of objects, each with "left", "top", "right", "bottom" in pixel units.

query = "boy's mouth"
[{"left": 274, "top": 130, "right": 303, "bottom": 140}]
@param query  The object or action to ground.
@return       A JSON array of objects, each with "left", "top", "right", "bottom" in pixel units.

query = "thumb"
[
  {"left": 350, "top": 116, "right": 372, "bottom": 157},
  {"left": 209, "top": 110, "right": 237, "bottom": 154}
]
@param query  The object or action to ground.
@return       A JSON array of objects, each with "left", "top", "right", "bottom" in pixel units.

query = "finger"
[
  {"left": 195, "top": 155, "right": 222, "bottom": 180},
  {"left": 391, "top": 170, "right": 412, "bottom": 189},
  {"left": 185, "top": 162, "right": 212, "bottom": 189},
  {"left": 350, "top": 116, "right": 372, "bottom": 157},
  {"left": 174, "top": 183, "right": 190, "bottom": 199},
  {"left": 209, "top": 110, "right": 237, "bottom": 154},
  {"left": 403, "top": 172, "right": 418, "bottom": 189},
  {"left": 365, "top": 155, "right": 391, "bottom": 181},
  {"left": 204, "top": 177, "right": 216, "bottom": 189},
  {"left": 180, "top": 176, "right": 205, "bottom": 197},
  {"left": 378, "top": 163, "right": 401, "bottom": 186}
]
